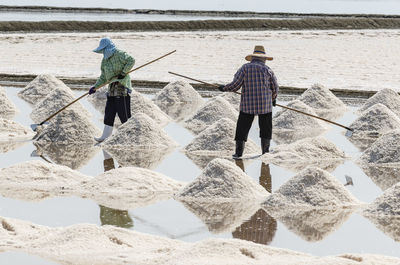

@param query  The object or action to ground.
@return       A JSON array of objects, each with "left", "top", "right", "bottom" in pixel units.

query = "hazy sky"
[{"left": 1, "top": 0, "right": 399, "bottom": 14}]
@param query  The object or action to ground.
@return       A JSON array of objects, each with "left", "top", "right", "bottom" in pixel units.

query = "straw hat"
[{"left": 245, "top": 45, "right": 273, "bottom": 61}]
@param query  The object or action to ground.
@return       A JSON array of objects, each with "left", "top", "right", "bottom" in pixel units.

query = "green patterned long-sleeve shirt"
[{"left": 94, "top": 49, "right": 135, "bottom": 95}]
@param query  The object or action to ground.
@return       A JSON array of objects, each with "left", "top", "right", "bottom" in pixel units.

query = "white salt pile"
[
  {"left": 2, "top": 216, "right": 400, "bottom": 265},
  {"left": 130, "top": 90, "right": 171, "bottom": 127},
  {"left": 184, "top": 118, "right": 259, "bottom": 156},
  {"left": 0, "top": 118, "right": 34, "bottom": 140},
  {"left": 34, "top": 109, "right": 100, "bottom": 144},
  {"left": 183, "top": 96, "right": 238, "bottom": 134},
  {"left": 30, "top": 86, "right": 90, "bottom": 123},
  {"left": 273, "top": 100, "right": 328, "bottom": 131},
  {"left": 0, "top": 160, "right": 90, "bottom": 201},
  {"left": 364, "top": 183, "right": 400, "bottom": 216},
  {"left": 263, "top": 167, "right": 360, "bottom": 209},
  {"left": 220, "top": 92, "right": 241, "bottom": 111},
  {"left": 176, "top": 158, "right": 269, "bottom": 200},
  {"left": 262, "top": 136, "right": 346, "bottom": 172},
  {"left": 349, "top": 103, "right": 400, "bottom": 139},
  {"left": 0, "top": 86, "right": 17, "bottom": 119},
  {"left": 18, "top": 74, "right": 71, "bottom": 105},
  {"left": 153, "top": 80, "right": 204, "bottom": 121},
  {"left": 87, "top": 85, "right": 107, "bottom": 113},
  {"left": 364, "top": 215, "right": 400, "bottom": 242},
  {"left": 297, "top": 83, "right": 347, "bottom": 119},
  {"left": 358, "top": 88, "right": 400, "bottom": 117},
  {"left": 81, "top": 167, "right": 185, "bottom": 210},
  {"left": 358, "top": 130, "right": 400, "bottom": 165},
  {"left": 102, "top": 113, "right": 177, "bottom": 149},
  {"left": 0, "top": 141, "right": 28, "bottom": 154},
  {"left": 360, "top": 165, "right": 400, "bottom": 191}
]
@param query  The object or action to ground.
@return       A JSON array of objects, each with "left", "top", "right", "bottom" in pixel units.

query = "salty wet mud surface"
[{"left": 1, "top": 86, "right": 400, "bottom": 264}]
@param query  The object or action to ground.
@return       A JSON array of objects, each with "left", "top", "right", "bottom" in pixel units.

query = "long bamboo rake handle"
[
  {"left": 168, "top": 71, "right": 353, "bottom": 132},
  {"left": 38, "top": 50, "right": 176, "bottom": 126}
]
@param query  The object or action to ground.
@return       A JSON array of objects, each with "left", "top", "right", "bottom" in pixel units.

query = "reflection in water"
[
  {"left": 360, "top": 164, "right": 400, "bottom": 191},
  {"left": 99, "top": 150, "right": 133, "bottom": 229},
  {"left": 273, "top": 129, "right": 323, "bottom": 145},
  {"left": 232, "top": 162, "right": 277, "bottom": 245},
  {"left": 364, "top": 215, "right": 400, "bottom": 242}
]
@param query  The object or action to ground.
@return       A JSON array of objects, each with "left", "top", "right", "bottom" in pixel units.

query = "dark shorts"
[
  {"left": 234, "top": 111, "right": 272, "bottom": 141},
  {"left": 104, "top": 95, "right": 131, "bottom": 126}
]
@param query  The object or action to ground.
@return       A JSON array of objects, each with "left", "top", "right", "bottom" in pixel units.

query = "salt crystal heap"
[
  {"left": 176, "top": 158, "right": 269, "bottom": 201},
  {"left": 30, "top": 86, "right": 90, "bottom": 123},
  {"left": 0, "top": 86, "right": 17, "bottom": 119},
  {"left": 18, "top": 74, "right": 69, "bottom": 104},
  {"left": 153, "top": 81, "right": 204, "bottom": 121},
  {"left": 81, "top": 167, "right": 185, "bottom": 210},
  {"left": 184, "top": 118, "right": 259, "bottom": 156},
  {"left": 359, "top": 130, "right": 400, "bottom": 165},
  {"left": 358, "top": 88, "right": 400, "bottom": 117},
  {"left": 34, "top": 109, "right": 100, "bottom": 144},
  {"left": 130, "top": 90, "right": 171, "bottom": 127},
  {"left": 221, "top": 92, "right": 241, "bottom": 111},
  {"left": 184, "top": 96, "right": 238, "bottom": 134},
  {"left": 0, "top": 118, "right": 34, "bottom": 140},
  {"left": 102, "top": 113, "right": 177, "bottom": 149},
  {"left": 364, "top": 183, "right": 400, "bottom": 216},
  {"left": 263, "top": 167, "right": 360, "bottom": 210},
  {"left": 297, "top": 83, "right": 346, "bottom": 119}
]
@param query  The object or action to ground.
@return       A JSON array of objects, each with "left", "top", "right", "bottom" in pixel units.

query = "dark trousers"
[
  {"left": 234, "top": 111, "right": 272, "bottom": 141},
  {"left": 104, "top": 95, "right": 131, "bottom": 126}
]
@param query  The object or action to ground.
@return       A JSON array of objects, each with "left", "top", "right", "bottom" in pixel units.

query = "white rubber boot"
[{"left": 95, "top": 125, "right": 113, "bottom": 142}]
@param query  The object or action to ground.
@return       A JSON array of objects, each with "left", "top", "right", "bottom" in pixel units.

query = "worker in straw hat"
[
  {"left": 89, "top": 37, "right": 135, "bottom": 142},
  {"left": 219, "top": 45, "right": 279, "bottom": 159}
]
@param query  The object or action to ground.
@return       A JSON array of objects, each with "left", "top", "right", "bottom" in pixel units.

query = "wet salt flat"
[{"left": 1, "top": 85, "right": 399, "bottom": 264}]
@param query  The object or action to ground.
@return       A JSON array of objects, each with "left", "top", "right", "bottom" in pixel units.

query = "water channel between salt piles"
[{"left": 0, "top": 85, "right": 399, "bottom": 261}]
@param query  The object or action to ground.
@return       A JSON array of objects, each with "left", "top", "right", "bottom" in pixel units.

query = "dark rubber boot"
[
  {"left": 232, "top": 141, "right": 245, "bottom": 159},
  {"left": 261, "top": 138, "right": 271, "bottom": 154}
]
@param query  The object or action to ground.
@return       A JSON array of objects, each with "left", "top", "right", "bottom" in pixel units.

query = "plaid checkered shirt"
[{"left": 223, "top": 59, "right": 279, "bottom": 114}]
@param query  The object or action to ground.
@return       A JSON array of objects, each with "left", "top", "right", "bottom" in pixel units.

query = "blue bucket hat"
[{"left": 93, "top": 37, "right": 116, "bottom": 59}]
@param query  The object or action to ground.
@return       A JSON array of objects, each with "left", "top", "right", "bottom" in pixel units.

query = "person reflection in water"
[
  {"left": 99, "top": 150, "right": 133, "bottom": 229},
  {"left": 232, "top": 161, "right": 277, "bottom": 245}
]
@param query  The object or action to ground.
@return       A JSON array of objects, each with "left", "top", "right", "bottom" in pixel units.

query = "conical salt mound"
[
  {"left": 297, "top": 83, "right": 346, "bottom": 119},
  {"left": 221, "top": 92, "right": 241, "bottom": 111},
  {"left": 365, "top": 215, "right": 400, "bottom": 242},
  {"left": 273, "top": 100, "right": 328, "bottom": 131},
  {"left": 34, "top": 109, "right": 100, "bottom": 144},
  {"left": 153, "top": 81, "right": 204, "bottom": 121},
  {"left": 183, "top": 96, "right": 238, "bottom": 134},
  {"left": 102, "top": 113, "right": 178, "bottom": 149},
  {"left": 360, "top": 164, "right": 400, "bottom": 191},
  {"left": 349, "top": 103, "right": 400, "bottom": 138},
  {"left": 359, "top": 88, "right": 400, "bottom": 117},
  {"left": 130, "top": 90, "right": 171, "bottom": 127},
  {"left": 176, "top": 158, "right": 269, "bottom": 200},
  {"left": 0, "top": 118, "right": 34, "bottom": 140},
  {"left": 18, "top": 74, "right": 70, "bottom": 105},
  {"left": 30, "top": 87, "right": 90, "bottom": 123},
  {"left": 364, "top": 183, "right": 400, "bottom": 216},
  {"left": 0, "top": 86, "right": 17, "bottom": 119},
  {"left": 263, "top": 167, "right": 360, "bottom": 209},
  {"left": 359, "top": 130, "right": 400, "bottom": 164},
  {"left": 184, "top": 118, "right": 259, "bottom": 156}
]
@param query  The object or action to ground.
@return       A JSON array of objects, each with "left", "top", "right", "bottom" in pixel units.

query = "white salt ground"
[
  {"left": 34, "top": 109, "right": 100, "bottom": 144},
  {"left": 358, "top": 88, "right": 400, "bottom": 117},
  {"left": 18, "top": 74, "right": 72, "bottom": 105},
  {"left": 0, "top": 118, "right": 34, "bottom": 140},
  {"left": 358, "top": 129, "right": 400, "bottom": 165},
  {"left": 1, "top": 216, "right": 400, "bottom": 265},
  {"left": 102, "top": 113, "right": 178, "bottom": 149},
  {"left": 30, "top": 86, "right": 91, "bottom": 123},
  {"left": 153, "top": 80, "right": 204, "bottom": 121},
  {"left": 263, "top": 166, "right": 360, "bottom": 210},
  {"left": 81, "top": 167, "right": 185, "bottom": 210},
  {"left": 297, "top": 83, "right": 347, "bottom": 119},
  {"left": 364, "top": 182, "right": 400, "bottom": 216},
  {"left": 0, "top": 86, "right": 17, "bottom": 119},
  {"left": 184, "top": 118, "right": 259, "bottom": 156},
  {"left": 176, "top": 158, "right": 269, "bottom": 201},
  {"left": 183, "top": 96, "right": 238, "bottom": 134}
]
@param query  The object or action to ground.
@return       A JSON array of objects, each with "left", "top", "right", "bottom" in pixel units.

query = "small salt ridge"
[
  {"left": 0, "top": 118, "right": 34, "bottom": 141},
  {"left": 176, "top": 158, "right": 269, "bottom": 200},
  {"left": 183, "top": 96, "right": 238, "bottom": 134},
  {"left": 358, "top": 88, "right": 400, "bottom": 117},
  {"left": 18, "top": 74, "right": 71, "bottom": 105},
  {"left": 102, "top": 112, "right": 178, "bottom": 149},
  {"left": 364, "top": 182, "right": 400, "bottom": 216},
  {"left": 0, "top": 86, "right": 17, "bottom": 119},
  {"left": 263, "top": 166, "right": 360, "bottom": 209}
]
